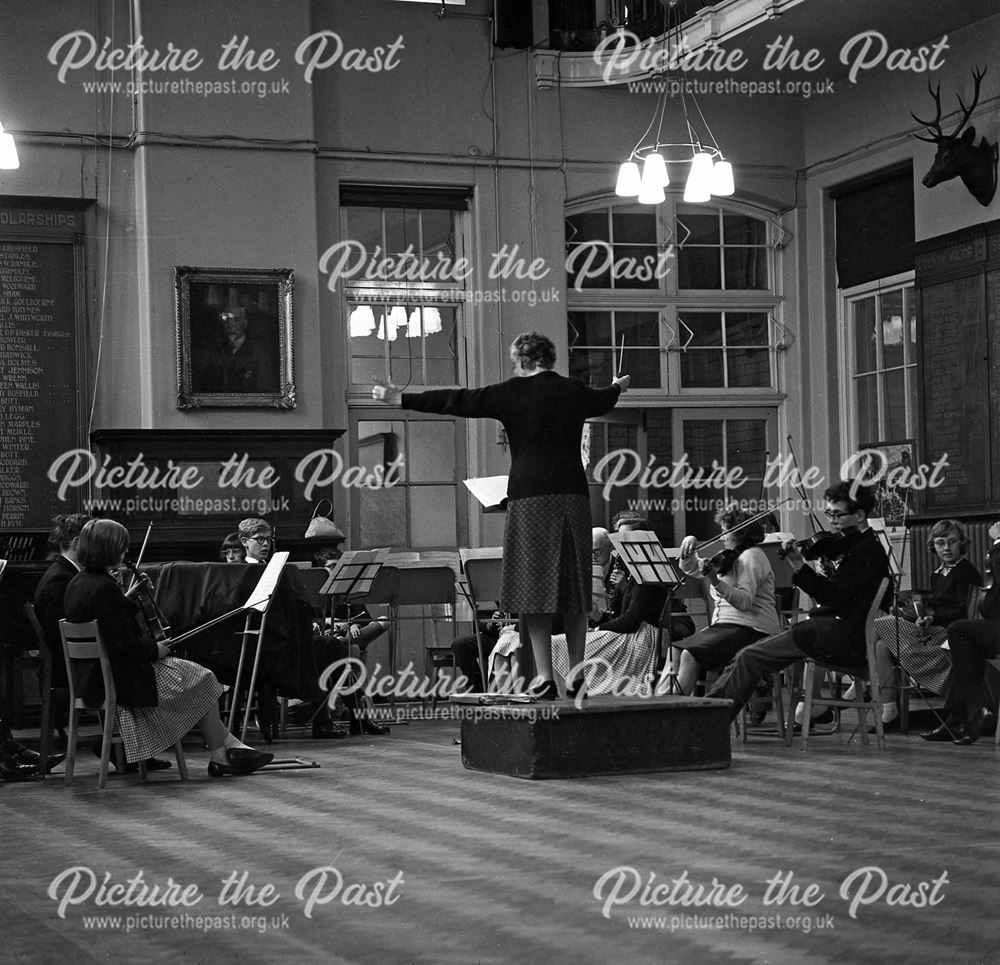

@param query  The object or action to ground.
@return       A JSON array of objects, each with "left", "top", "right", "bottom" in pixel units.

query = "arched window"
[{"left": 565, "top": 195, "right": 785, "bottom": 541}]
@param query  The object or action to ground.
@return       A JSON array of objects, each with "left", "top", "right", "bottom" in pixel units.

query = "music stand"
[
  {"left": 316, "top": 548, "right": 390, "bottom": 718},
  {"left": 608, "top": 531, "right": 685, "bottom": 694}
]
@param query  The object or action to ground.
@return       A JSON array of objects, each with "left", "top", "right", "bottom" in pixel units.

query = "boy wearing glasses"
[
  {"left": 238, "top": 518, "right": 272, "bottom": 563},
  {"left": 706, "top": 481, "right": 890, "bottom": 719}
]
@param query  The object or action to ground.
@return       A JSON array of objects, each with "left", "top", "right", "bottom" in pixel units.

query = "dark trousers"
[
  {"left": 944, "top": 618, "right": 1000, "bottom": 715},
  {"left": 452, "top": 629, "right": 499, "bottom": 691},
  {"left": 676, "top": 623, "right": 764, "bottom": 672},
  {"left": 706, "top": 617, "right": 862, "bottom": 719}
]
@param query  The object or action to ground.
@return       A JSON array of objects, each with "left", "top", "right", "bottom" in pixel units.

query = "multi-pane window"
[
  {"left": 844, "top": 279, "right": 918, "bottom": 444},
  {"left": 342, "top": 194, "right": 468, "bottom": 394},
  {"left": 565, "top": 209, "right": 661, "bottom": 290},
  {"left": 341, "top": 189, "right": 471, "bottom": 549},
  {"left": 676, "top": 208, "right": 769, "bottom": 290},
  {"left": 566, "top": 196, "right": 781, "bottom": 542},
  {"left": 568, "top": 310, "right": 661, "bottom": 388},
  {"left": 677, "top": 311, "right": 772, "bottom": 389}
]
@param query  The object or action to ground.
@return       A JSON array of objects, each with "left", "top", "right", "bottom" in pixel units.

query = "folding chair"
[
  {"left": 58, "top": 619, "right": 189, "bottom": 788},
  {"left": 459, "top": 548, "right": 504, "bottom": 692}
]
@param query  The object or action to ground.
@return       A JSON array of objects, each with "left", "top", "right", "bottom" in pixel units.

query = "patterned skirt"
[
  {"left": 501, "top": 493, "right": 592, "bottom": 614},
  {"left": 873, "top": 616, "right": 951, "bottom": 696},
  {"left": 116, "top": 657, "right": 224, "bottom": 763},
  {"left": 550, "top": 622, "right": 659, "bottom": 695}
]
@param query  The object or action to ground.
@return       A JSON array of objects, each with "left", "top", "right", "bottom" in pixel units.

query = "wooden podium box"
[{"left": 458, "top": 695, "right": 732, "bottom": 779}]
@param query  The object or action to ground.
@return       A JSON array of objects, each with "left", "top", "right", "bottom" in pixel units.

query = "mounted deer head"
[{"left": 910, "top": 66, "right": 998, "bottom": 207}]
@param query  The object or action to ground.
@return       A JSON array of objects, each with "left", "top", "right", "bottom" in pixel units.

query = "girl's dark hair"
[
  {"left": 716, "top": 505, "right": 765, "bottom": 550},
  {"left": 49, "top": 513, "right": 91, "bottom": 551},
  {"left": 77, "top": 519, "right": 130, "bottom": 569},
  {"left": 511, "top": 331, "right": 556, "bottom": 370}
]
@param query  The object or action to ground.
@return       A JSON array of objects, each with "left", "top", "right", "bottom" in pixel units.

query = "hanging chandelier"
[{"left": 614, "top": 4, "right": 733, "bottom": 204}]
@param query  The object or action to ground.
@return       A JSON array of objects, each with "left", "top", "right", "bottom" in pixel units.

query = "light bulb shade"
[
  {"left": 641, "top": 153, "right": 669, "bottom": 189},
  {"left": 349, "top": 304, "right": 376, "bottom": 337},
  {"left": 710, "top": 159, "right": 735, "bottom": 196},
  {"left": 0, "top": 129, "right": 19, "bottom": 170},
  {"left": 683, "top": 152, "right": 714, "bottom": 203},
  {"left": 423, "top": 306, "right": 443, "bottom": 334},
  {"left": 376, "top": 311, "right": 399, "bottom": 341},
  {"left": 637, "top": 160, "right": 666, "bottom": 205},
  {"left": 614, "top": 161, "right": 641, "bottom": 197}
]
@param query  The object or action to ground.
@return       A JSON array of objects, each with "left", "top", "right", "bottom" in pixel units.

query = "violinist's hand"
[
  {"left": 782, "top": 540, "right": 805, "bottom": 571},
  {"left": 156, "top": 641, "right": 172, "bottom": 660},
  {"left": 372, "top": 378, "right": 402, "bottom": 405},
  {"left": 679, "top": 536, "right": 697, "bottom": 561},
  {"left": 613, "top": 374, "right": 630, "bottom": 393},
  {"left": 915, "top": 615, "right": 933, "bottom": 638}
]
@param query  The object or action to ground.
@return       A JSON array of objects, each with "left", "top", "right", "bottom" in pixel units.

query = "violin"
[
  {"left": 779, "top": 529, "right": 859, "bottom": 563},
  {"left": 700, "top": 548, "right": 741, "bottom": 578},
  {"left": 122, "top": 557, "right": 173, "bottom": 645}
]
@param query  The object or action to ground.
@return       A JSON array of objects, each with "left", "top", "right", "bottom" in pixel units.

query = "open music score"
[
  {"left": 319, "top": 547, "right": 389, "bottom": 599},
  {"left": 608, "top": 530, "right": 684, "bottom": 586}
]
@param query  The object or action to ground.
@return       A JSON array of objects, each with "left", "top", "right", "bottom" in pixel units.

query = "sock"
[
  {"left": 842, "top": 681, "right": 858, "bottom": 701},
  {"left": 881, "top": 705, "right": 899, "bottom": 723}
]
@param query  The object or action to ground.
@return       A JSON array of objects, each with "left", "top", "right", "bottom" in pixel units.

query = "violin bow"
[
  {"left": 786, "top": 435, "right": 826, "bottom": 534},
  {"left": 693, "top": 497, "right": 793, "bottom": 552},
  {"left": 126, "top": 521, "right": 154, "bottom": 594}
]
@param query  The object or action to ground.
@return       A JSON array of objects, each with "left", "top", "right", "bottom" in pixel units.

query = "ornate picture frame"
[{"left": 175, "top": 266, "right": 295, "bottom": 409}]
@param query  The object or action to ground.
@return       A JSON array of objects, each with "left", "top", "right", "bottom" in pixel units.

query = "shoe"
[
  {"left": 92, "top": 744, "right": 172, "bottom": 773},
  {"left": 12, "top": 746, "right": 66, "bottom": 774},
  {"left": 954, "top": 707, "right": 995, "bottom": 745},
  {"left": 349, "top": 718, "right": 391, "bottom": 736},
  {"left": 793, "top": 708, "right": 838, "bottom": 734},
  {"left": 527, "top": 679, "right": 559, "bottom": 701},
  {"left": 0, "top": 746, "right": 39, "bottom": 782},
  {"left": 311, "top": 720, "right": 348, "bottom": 739},
  {"left": 565, "top": 679, "right": 588, "bottom": 701},
  {"left": 920, "top": 720, "right": 964, "bottom": 741},
  {"left": 209, "top": 748, "right": 275, "bottom": 777}
]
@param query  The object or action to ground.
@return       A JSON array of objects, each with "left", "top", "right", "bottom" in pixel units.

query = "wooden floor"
[{"left": 4, "top": 706, "right": 1000, "bottom": 965}]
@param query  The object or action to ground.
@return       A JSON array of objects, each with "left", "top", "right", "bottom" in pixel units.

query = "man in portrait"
[{"left": 194, "top": 303, "right": 278, "bottom": 393}]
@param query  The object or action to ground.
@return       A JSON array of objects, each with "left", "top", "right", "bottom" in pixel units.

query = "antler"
[
  {"left": 951, "top": 64, "right": 988, "bottom": 139},
  {"left": 910, "top": 80, "right": 944, "bottom": 142}
]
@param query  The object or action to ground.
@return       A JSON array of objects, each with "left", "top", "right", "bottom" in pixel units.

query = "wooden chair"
[
  {"left": 796, "top": 578, "right": 892, "bottom": 749},
  {"left": 22, "top": 602, "right": 58, "bottom": 778},
  {"left": 59, "top": 619, "right": 189, "bottom": 789}
]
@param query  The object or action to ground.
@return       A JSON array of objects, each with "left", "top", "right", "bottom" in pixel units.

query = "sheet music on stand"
[
  {"left": 868, "top": 518, "right": 909, "bottom": 592},
  {"left": 319, "top": 547, "right": 390, "bottom": 600},
  {"left": 608, "top": 530, "right": 685, "bottom": 587},
  {"left": 609, "top": 531, "right": 685, "bottom": 696}
]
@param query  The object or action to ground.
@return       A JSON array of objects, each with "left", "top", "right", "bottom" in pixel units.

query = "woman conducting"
[
  {"left": 63, "top": 519, "right": 273, "bottom": 777},
  {"left": 373, "top": 330, "right": 629, "bottom": 698}
]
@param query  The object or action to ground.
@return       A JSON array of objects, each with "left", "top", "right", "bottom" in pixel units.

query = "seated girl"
[
  {"left": 673, "top": 506, "right": 781, "bottom": 695},
  {"left": 873, "top": 518, "right": 983, "bottom": 731},
  {"left": 63, "top": 518, "right": 273, "bottom": 778}
]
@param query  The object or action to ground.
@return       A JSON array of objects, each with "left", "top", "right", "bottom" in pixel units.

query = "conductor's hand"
[
  {"left": 613, "top": 374, "right": 630, "bottom": 393},
  {"left": 372, "top": 379, "right": 402, "bottom": 405}
]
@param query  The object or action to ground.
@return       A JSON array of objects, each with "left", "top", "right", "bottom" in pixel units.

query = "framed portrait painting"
[{"left": 175, "top": 266, "right": 295, "bottom": 409}]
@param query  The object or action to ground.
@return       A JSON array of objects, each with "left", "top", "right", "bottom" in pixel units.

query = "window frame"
[{"left": 838, "top": 271, "right": 918, "bottom": 452}]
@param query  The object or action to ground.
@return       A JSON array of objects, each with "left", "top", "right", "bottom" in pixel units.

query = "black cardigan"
[
  {"left": 64, "top": 569, "right": 159, "bottom": 708},
  {"left": 402, "top": 371, "right": 621, "bottom": 500}
]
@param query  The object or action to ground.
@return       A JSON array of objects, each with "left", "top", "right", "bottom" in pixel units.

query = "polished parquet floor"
[{"left": 4, "top": 705, "right": 1000, "bottom": 965}]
